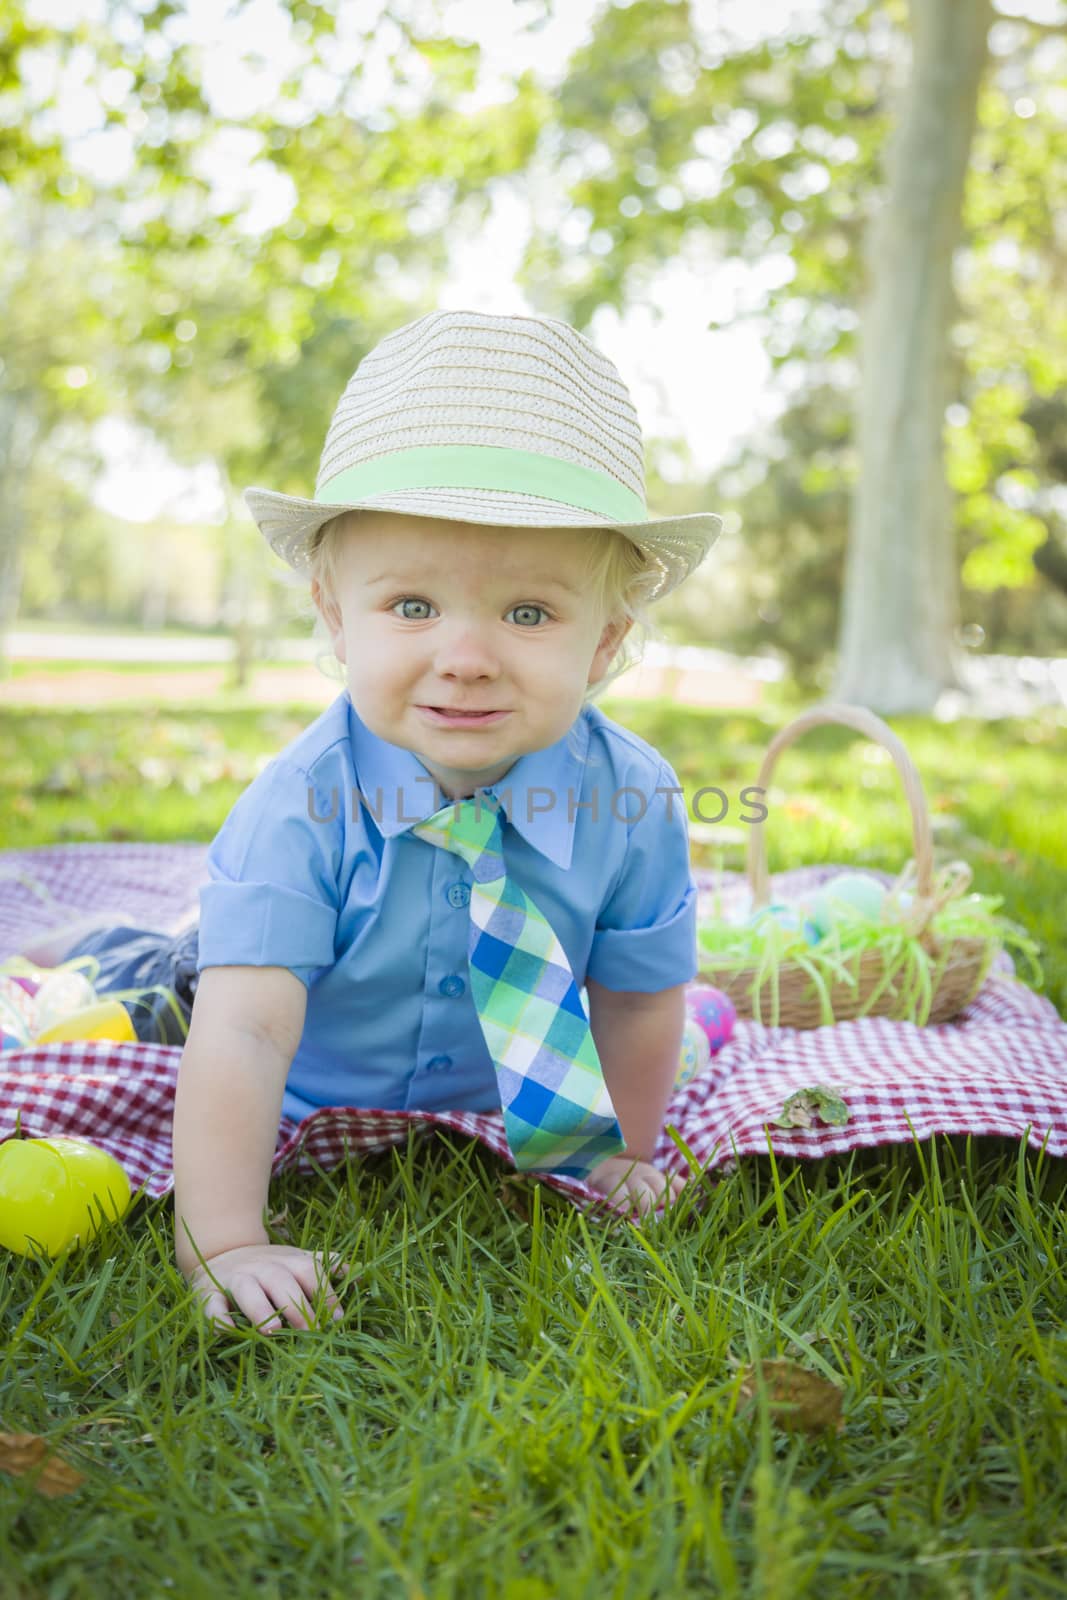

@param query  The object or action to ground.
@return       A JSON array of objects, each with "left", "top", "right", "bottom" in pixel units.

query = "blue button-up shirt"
[{"left": 197, "top": 690, "right": 697, "bottom": 1125}]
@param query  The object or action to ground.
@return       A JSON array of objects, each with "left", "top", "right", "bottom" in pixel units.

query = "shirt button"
[
  {"left": 426, "top": 1054, "right": 452, "bottom": 1072},
  {"left": 447, "top": 882, "right": 471, "bottom": 908},
  {"left": 439, "top": 975, "right": 465, "bottom": 998}
]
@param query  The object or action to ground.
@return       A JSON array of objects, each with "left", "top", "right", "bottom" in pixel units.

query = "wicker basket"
[{"left": 697, "top": 703, "right": 997, "bottom": 1028}]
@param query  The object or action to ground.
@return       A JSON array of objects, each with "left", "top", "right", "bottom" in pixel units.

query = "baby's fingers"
[
  {"left": 198, "top": 1289, "right": 237, "bottom": 1334},
  {"left": 287, "top": 1256, "right": 347, "bottom": 1325},
  {"left": 194, "top": 1269, "right": 308, "bottom": 1335},
  {"left": 328, "top": 1254, "right": 360, "bottom": 1287},
  {"left": 627, "top": 1173, "right": 685, "bottom": 1220}
]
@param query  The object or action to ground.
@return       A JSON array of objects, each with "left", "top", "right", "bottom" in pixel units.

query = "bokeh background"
[
  {"left": 1, "top": 0, "right": 1064, "bottom": 1018},
  {"left": 1, "top": 0, "right": 1064, "bottom": 712}
]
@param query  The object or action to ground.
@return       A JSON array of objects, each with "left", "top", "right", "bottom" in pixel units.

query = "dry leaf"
[
  {"left": 736, "top": 1360, "right": 845, "bottom": 1435},
  {"left": 0, "top": 1432, "right": 86, "bottom": 1497},
  {"left": 497, "top": 1176, "right": 532, "bottom": 1222},
  {"left": 773, "top": 1087, "right": 850, "bottom": 1130},
  {"left": 267, "top": 1204, "right": 293, "bottom": 1241}
]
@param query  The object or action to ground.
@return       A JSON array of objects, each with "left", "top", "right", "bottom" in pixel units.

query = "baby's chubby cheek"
[
  {"left": 349, "top": 690, "right": 398, "bottom": 738},
  {"left": 343, "top": 658, "right": 394, "bottom": 706}
]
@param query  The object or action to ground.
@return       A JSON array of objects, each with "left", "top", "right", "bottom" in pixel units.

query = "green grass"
[
  {"left": 5, "top": 659, "right": 225, "bottom": 677},
  {"left": 5, "top": 618, "right": 308, "bottom": 639},
  {"left": 2, "top": 657, "right": 316, "bottom": 678},
  {"left": 2, "top": 685, "right": 1067, "bottom": 1595}
]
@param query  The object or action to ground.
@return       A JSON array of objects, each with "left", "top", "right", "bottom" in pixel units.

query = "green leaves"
[{"left": 4, "top": 0, "right": 1065, "bottom": 685}]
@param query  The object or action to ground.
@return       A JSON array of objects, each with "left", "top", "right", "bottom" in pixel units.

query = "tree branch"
[{"left": 990, "top": 9, "right": 1067, "bottom": 34}]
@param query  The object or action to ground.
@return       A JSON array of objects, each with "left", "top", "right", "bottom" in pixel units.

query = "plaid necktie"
[{"left": 411, "top": 794, "right": 628, "bottom": 1178}]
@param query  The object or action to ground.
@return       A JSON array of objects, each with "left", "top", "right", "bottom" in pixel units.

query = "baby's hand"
[
  {"left": 586, "top": 1154, "right": 687, "bottom": 1219},
  {"left": 184, "top": 1244, "right": 356, "bottom": 1335}
]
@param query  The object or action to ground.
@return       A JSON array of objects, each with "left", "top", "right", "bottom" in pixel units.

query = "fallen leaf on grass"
[
  {"left": 773, "top": 1086, "right": 850, "bottom": 1129},
  {"left": 736, "top": 1360, "right": 845, "bottom": 1435},
  {"left": 0, "top": 1432, "right": 85, "bottom": 1497},
  {"left": 267, "top": 1204, "right": 293, "bottom": 1242},
  {"left": 497, "top": 1175, "right": 533, "bottom": 1222}
]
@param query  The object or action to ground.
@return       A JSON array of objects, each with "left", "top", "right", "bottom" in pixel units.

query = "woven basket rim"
[{"left": 698, "top": 701, "right": 995, "bottom": 1026}]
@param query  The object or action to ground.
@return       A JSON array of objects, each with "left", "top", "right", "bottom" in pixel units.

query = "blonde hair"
[{"left": 283, "top": 510, "right": 662, "bottom": 704}]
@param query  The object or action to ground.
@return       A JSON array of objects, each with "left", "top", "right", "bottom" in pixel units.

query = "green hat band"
[{"left": 317, "top": 446, "right": 648, "bottom": 525}]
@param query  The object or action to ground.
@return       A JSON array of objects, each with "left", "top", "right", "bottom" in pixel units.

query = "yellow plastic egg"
[
  {"left": 0, "top": 1135, "right": 132, "bottom": 1257},
  {"left": 33, "top": 999, "right": 137, "bottom": 1045}
]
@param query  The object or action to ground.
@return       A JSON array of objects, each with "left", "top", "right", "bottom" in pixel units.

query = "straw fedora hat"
[{"left": 244, "top": 309, "right": 724, "bottom": 603}]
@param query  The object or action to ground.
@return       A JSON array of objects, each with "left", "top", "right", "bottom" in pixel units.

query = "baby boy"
[{"left": 168, "top": 309, "right": 723, "bottom": 1333}]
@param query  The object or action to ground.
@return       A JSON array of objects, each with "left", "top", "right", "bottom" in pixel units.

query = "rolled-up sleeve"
[
  {"left": 585, "top": 758, "right": 698, "bottom": 992},
  {"left": 197, "top": 758, "right": 342, "bottom": 988}
]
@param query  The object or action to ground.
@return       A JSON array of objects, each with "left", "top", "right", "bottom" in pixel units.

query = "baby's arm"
[
  {"left": 586, "top": 978, "right": 688, "bottom": 1159},
  {"left": 172, "top": 966, "right": 349, "bottom": 1332},
  {"left": 584, "top": 978, "right": 689, "bottom": 1214}
]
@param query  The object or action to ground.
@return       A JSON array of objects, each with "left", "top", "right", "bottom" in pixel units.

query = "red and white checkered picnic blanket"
[{"left": 2, "top": 844, "right": 1065, "bottom": 1228}]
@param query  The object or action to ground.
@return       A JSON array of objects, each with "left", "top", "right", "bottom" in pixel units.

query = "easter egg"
[
  {"left": 883, "top": 889, "right": 915, "bottom": 921},
  {"left": 33, "top": 999, "right": 137, "bottom": 1045},
  {"left": 747, "top": 902, "right": 821, "bottom": 945},
  {"left": 0, "top": 974, "right": 37, "bottom": 1047},
  {"left": 674, "top": 1017, "right": 712, "bottom": 1090},
  {"left": 808, "top": 873, "right": 887, "bottom": 937},
  {"left": 32, "top": 970, "right": 98, "bottom": 1033},
  {"left": 685, "top": 984, "right": 737, "bottom": 1051},
  {"left": 0, "top": 1136, "right": 131, "bottom": 1257}
]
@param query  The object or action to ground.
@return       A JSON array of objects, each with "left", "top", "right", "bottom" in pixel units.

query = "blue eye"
[
  {"left": 508, "top": 605, "right": 550, "bottom": 627},
  {"left": 390, "top": 598, "right": 552, "bottom": 626}
]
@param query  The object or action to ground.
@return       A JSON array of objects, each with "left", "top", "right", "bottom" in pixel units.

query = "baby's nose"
[{"left": 433, "top": 628, "right": 500, "bottom": 676}]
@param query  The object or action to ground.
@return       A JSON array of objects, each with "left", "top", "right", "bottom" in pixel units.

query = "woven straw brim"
[{"left": 244, "top": 485, "right": 723, "bottom": 603}]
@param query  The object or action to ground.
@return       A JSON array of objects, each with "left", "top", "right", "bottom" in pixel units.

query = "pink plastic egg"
[{"left": 685, "top": 984, "right": 736, "bottom": 1052}]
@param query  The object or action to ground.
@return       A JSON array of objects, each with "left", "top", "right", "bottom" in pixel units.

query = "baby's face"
[{"left": 312, "top": 513, "right": 630, "bottom": 799}]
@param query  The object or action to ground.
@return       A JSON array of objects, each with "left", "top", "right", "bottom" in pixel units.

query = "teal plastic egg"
[
  {"left": 808, "top": 873, "right": 887, "bottom": 937},
  {"left": 747, "top": 903, "right": 821, "bottom": 945}
]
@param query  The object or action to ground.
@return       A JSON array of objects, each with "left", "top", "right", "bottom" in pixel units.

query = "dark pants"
[{"left": 61, "top": 921, "right": 201, "bottom": 1045}]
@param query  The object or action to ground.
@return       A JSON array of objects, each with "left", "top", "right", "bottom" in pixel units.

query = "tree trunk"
[
  {"left": 227, "top": 563, "right": 253, "bottom": 690},
  {"left": 833, "top": 0, "right": 992, "bottom": 712},
  {"left": 1033, "top": 530, "right": 1067, "bottom": 597},
  {"left": 0, "top": 392, "right": 37, "bottom": 677}
]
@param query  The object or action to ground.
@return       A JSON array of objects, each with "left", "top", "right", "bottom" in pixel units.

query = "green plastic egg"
[{"left": 0, "top": 1136, "right": 132, "bottom": 1257}]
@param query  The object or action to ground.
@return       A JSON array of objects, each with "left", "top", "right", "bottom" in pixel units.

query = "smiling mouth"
[{"left": 419, "top": 705, "right": 509, "bottom": 721}]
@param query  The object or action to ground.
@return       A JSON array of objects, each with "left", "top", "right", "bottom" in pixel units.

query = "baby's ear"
[
  {"left": 311, "top": 577, "right": 345, "bottom": 661},
  {"left": 589, "top": 611, "right": 633, "bottom": 685},
  {"left": 311, "top": 576, "right": 339, "bottom": 627},
  {"left": 601, "top": 613, "right": 634, "bottom": 652}
]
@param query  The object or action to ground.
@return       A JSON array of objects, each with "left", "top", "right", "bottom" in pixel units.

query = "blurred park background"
[
  {"left": 1, "top": 0, "right": 1065, "bottom": 705},
  {"left": 1, "top": 0, "right": 1065, "bottom": 1010}
]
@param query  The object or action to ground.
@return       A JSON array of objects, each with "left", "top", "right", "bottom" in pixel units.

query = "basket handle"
[{"left": 747, "top": 701, "right": 936, "bottom": 910}]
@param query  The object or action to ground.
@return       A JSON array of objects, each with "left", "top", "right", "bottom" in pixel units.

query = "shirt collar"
[{"left": 345, "top": 690, "right": 589, "bottom": 870}]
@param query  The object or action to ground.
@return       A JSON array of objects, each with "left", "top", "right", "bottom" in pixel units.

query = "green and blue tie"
[{"left": 411, "top": 794, "right": 629, "bottom": 1178}]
